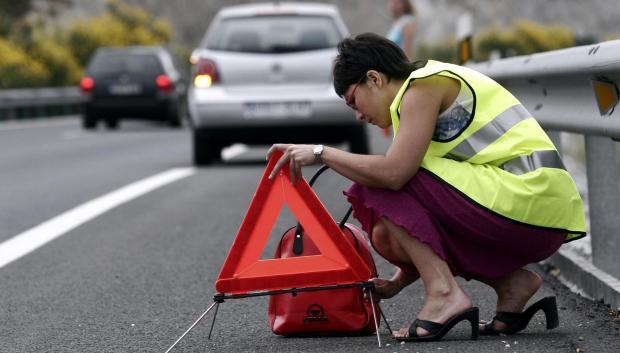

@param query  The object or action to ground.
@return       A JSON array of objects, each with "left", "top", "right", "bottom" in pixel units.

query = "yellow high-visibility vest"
[{"left": 390, "top": 60, "right": 586, "bottom": 241}]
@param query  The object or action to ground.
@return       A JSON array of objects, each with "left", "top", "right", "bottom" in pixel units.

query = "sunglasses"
[{"left": 345, "top": 76, "right": 365, "bottom": 110}]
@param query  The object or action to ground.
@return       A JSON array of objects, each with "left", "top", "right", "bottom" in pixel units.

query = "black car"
[{"left": 80, "top": 46, "right": 187, "bottom": 129}]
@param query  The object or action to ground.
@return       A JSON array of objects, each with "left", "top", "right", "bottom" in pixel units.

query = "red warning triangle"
[{"left": 215, "top": 151, "right": 372, "bottom": 294}]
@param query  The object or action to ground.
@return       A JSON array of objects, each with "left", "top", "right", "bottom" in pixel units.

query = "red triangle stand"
[
  {"left": 215, "top": 151, "right": 371, "bottom": 295},
  {"left": 163, "top": 152, "right": 389, "bottom": 353}
]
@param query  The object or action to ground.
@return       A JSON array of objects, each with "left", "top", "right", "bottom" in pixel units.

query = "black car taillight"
[
  {"left": 193, "top": 58, "right": 220, "bottom": 88},
  {"left": 156, "top": 74, "right": 173, "bottom": 92},
  {"left": 80, "top": 76, "right": 95, "bottom": 92}
]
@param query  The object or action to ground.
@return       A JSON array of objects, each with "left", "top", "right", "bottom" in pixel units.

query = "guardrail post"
[
  {"left": 585, "top": 135, "right": 620, "bottom": 276},
  {"left": 456, "top": 12, "right": 473, "bottom": 65},
  {"left": 547, "top": 131, "right": 562, "bottom": 154}
]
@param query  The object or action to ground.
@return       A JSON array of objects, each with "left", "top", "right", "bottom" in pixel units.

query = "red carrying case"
[{"left": 267, "top": 166, "right": 381, "bottom": 336}]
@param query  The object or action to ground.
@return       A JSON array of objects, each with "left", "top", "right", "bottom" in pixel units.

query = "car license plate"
[
  {"left": 109, "top": 84, "right": 142, "bottom": 95},
  {"left": 243, "top": 102, "right": 311, "bottom": 119}
]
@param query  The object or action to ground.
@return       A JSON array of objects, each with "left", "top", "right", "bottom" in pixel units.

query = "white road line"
[
  {"left": 0, "top": 167, "right": 196, "bottom": 269},
  {"left": 221, "top": 143, "right": 249, "bottom": 160},
  {"left": 0, "top": 117, "right": 77, "bottom": 132}
]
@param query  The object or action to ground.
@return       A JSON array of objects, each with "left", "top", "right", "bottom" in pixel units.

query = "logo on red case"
[{"left": 304, "top": 304, "right": 328, "bottom": 323}]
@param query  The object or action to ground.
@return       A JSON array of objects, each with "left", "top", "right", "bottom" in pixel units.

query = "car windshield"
[
  {"left": 88, "top": 53, "right": 163, "bottom": 75},
  {"left": 205, "top": 15, "right": 342, "bottom": 53}
]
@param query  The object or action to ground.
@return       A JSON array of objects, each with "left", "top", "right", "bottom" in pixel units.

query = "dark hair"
[
  {"left": 401, "top": 0, "right": 415, "bottom": 15},
  {"left": 333, "top": 32, "right": 425, "bottom": 97}
]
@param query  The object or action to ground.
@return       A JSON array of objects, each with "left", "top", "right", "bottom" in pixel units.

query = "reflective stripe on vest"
[
  {"left": 501, "top": 150, "right": 565, "bottom": 175},
  {"left": 445, "top": 104, "right": 530, "bottom": 161},
  {"left": 443, "top": 103, "right": 566, "bottom": 175}
]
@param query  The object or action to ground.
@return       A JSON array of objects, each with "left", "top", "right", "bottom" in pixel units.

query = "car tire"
[
  {"left": 105, "top": 117, "right": 119, "bottom": 130},
  {"left": 193, "top": 129, "right": 221, "bottom": 165},
  {"left": 82, "top": 113, "right": 97, "bottom": 130},
  {"left": 168, "top": 106, "right": 182, "bottom": 127},
  {"left": 169, "top": 116, "right": 182, "bottom": 127},
  {"left": 348, "top": 125, "right": 369, "bottom": 154}
]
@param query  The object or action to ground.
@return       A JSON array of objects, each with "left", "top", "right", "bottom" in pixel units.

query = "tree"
[
  {"left": 0, "top": 0, "right": 31, "bottom": 18},
  {"left": 0, "top": 37, "right": 49, "bottom": 88},
  {"left": 68, "top": 0, "right": 172, "bottom": 66},
  {"left": 0, "top": 0, "right": 32, "bottom": 35}
]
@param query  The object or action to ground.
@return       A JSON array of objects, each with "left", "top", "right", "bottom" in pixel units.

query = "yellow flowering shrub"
[{"left": 0, "top": 37, "right": 49, "bottom": 88}]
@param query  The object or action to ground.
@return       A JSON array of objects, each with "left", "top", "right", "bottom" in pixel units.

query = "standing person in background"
[
  {"left": 386, "top": 0, "right": 417, "bottom": 59},
  {"left": 383, "top": 0, "right": 417, "bottom": 137}
]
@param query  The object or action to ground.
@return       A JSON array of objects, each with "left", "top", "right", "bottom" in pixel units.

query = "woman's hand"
[
  {"left": 369, "top": 277, "right": 406, "bottom": 300},
  {"left": 367, "top": 269, "right": 418, "bottom": 300},
  {"left": 267, "top": 144, "right": 320, "bottom": 183}
]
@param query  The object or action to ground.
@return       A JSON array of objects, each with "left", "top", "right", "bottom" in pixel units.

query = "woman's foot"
[
  {"left": 393, "top": 281, "right": 472, "bottom": 338},
  {"left": 480, "top": 269, "right": 543, "bottom": 331}
]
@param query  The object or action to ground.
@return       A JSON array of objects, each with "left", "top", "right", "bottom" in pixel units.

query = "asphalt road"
[{"left": 1, "top": 117, "right": 619, "bottom": 353}]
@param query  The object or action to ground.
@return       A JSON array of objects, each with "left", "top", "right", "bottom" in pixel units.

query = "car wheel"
[
  {"left": 193, "top": 129, "right": 221, "bottom": 165},
  {"left": 82, "top": 113, "right": 97, "bottom": 130},
  {"left": 168, "top": 106, "right": 182, "bottom": 127},
  {"left": 105, "top": 117, "right": 119, "bottom": 130},
  {"left": 169, "top": 116, "right": 182, "bottom": 127},
  {"left": 349, "top": 125, "right": 369, "bottom": 154}
]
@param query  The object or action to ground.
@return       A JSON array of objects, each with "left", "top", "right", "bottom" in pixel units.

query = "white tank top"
[{"left": 433, "top": 82, "right": 474, "bottom": 141}]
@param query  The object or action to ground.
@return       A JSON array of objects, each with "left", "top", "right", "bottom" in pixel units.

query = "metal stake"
[
  {"left": 367, "top": 289, "right": 382, "bottom": 348},
  {"left": 379, "top": 307, "right": 393, "bottom": 335},
  {"left": 164, "top": 301, "right": 218, "bottom": 353},
  {"left": 207, "top": 302, "right": 220, "bottom": 339}
]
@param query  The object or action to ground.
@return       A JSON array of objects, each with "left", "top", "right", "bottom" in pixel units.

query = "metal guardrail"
[
  {"left": 468, "top": 40, "right": 620, "bottom": 279},
  {"left": 468, "top": 40, "right": 620, "bottom": 139},
  {"left": 0, "top": 87, "right": 82, "bottom": 120}
]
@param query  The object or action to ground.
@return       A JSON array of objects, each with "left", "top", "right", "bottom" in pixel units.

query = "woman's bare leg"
[
  {"left": 476, "top": 269, "right": 543, "bottom": 330},
  {"left": 377, "top": 217, "right": 472, "bottom": 337},
  {"left": 370, "top": 219, "right": 419, "bottom": 299}
]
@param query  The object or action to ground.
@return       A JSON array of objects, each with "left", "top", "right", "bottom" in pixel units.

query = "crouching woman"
[{"left": 267, "top": 33, "right": 586, "bottom": 342}]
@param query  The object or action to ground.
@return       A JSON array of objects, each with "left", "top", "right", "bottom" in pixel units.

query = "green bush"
[
  {"left": 105, "top": 0, "right": 171, "bottom": 42},
  {"left": 416, "top": 20, "right": 576, "bottom": 64},
  {"left": 603, "top": 34, "right": 620, "bottom": 42},
  {"left": 0, "top": 37, "right": 49, "bottom": 88},
  {"left": 67, "top": 0, "right": 172, "bottom": 66},
  {"left": 150, "top": 18, "right": 172, "bottom": 43},
  {"left": 67, "top": 15, "right": 130, "bottom": 66},
  {"left": 0, "top": 0, "right": 32, "bottom": 36},
  {"left": 475, "top": 20, "right": 574, "bottom": 60},
  {"left": 415, "top": 38, "right": 457, "bottom": 63},
  {"left": 28, "top": 39, "right": 82, "bottom": 85},
  {"left": 0, "top": 0, "right": 173, "bottom": 88}
]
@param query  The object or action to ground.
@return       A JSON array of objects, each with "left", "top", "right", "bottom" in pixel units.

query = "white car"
[{"left": 188, "top": 2, "right": 368, "bottom": 165}]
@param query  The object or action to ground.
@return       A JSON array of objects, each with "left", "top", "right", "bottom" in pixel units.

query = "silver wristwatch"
[{"left": 313, "top": 144, "right": 324, "bottom": 163}]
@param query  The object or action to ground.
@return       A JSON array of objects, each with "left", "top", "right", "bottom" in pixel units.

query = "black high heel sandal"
[
  {"left": 480, "top": 296, "right": 559, "bottom": 335},
  {"left": 395, "top": 307, "right": 479, "bottom": 342}
]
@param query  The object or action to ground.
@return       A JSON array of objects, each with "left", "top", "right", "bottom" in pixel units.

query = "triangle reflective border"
[{"left": 215, "top": 151, "right": 371, "bottom": 294}]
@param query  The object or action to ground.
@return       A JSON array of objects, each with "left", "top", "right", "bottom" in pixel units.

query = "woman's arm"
[
  {"left": 323, "top": 79, "right": 441, "bottom": 189},
  {"left": 268, "top": 76, "right": 452, "bottom": 190},
  {"left": 401, "top": 20, "right": 416, "bottom": 59}
]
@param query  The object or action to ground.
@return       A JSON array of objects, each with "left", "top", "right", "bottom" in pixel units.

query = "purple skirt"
[{"left": 344, "top": 169, "right": 566, "bottom": 280}]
